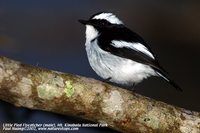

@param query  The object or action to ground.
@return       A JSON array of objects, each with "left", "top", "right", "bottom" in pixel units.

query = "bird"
[{"left": 79, "top": 12, "right": 182, "bottom": 91}]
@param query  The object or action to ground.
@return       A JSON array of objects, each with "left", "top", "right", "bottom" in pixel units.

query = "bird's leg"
[
  {"left": 103, "top": 77, "right": 112, "bottom": 83},
  {"left": 131, "top": 83, "right": 136, "bottom": 92}
]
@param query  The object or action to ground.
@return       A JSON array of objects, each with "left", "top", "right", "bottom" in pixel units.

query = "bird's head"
[{"left": 79, "top": 12, "right": 123, "bottom": 42}]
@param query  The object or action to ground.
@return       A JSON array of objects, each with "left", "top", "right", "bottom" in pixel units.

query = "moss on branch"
[{"left": 0, "top": 56, "right": 199, "bottom": 133}]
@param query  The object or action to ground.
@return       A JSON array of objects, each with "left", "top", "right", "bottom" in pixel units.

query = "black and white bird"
[{"left": 79, "top": 12, "right": 182, "bottom": 91}]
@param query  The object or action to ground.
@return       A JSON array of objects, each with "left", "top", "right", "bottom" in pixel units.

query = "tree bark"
[{"left": 0, "top": 56, "right": 199, "bottom": 133}]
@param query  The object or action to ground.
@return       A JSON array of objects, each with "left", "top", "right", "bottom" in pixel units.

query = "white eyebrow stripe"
[
  {"left": 111, "top": 40, "right": 155, "bottom": 59},
  {"left": 93, "top": 13, "right": 123, "bottom": 25}
]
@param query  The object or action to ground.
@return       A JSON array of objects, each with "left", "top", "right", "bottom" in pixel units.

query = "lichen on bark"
[{"left": 0, "top": 56, "right": 199, "bottom": 133}]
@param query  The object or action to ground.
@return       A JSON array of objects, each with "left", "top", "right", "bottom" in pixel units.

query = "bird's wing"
[
  {"left": 100, "top": 40, "right": 182, "bottom": 91},
  {"left": 97, "top": 26, "right": 182, "bottom": 91},
  {"left": 97, "top": 25, "right": 163, "bottom": 72},
  {"left": 102, "top": 40, "right": 161, "bottom": 71}
]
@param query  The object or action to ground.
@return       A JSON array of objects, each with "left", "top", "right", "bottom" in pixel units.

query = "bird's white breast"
[
  {"left": 85, "top": 40, "right": 156, "bottom": 86},
  {"left": 85, "top": 25, "right": 98, "bottom": 44}
]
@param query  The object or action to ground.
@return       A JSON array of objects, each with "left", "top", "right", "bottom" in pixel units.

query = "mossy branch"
[{"left": 0, "top": 56, "right": 199, "bottom": 133}]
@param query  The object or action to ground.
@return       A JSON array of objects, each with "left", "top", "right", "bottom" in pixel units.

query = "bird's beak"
[{"left": 78, "top": 19, "right": 89, "bottom": 25}]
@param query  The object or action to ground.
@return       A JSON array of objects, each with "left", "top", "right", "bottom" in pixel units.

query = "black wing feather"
[
  {"left": 98, "top": 25, "right": 161, "bottom": 71},
  {"left": 97, "top": 25, "right": 182, "bottom": 91}
]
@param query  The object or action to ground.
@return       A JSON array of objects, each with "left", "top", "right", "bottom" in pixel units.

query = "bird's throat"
[{"left": 85, "top": 25, "right": 99, "bottom": 44}]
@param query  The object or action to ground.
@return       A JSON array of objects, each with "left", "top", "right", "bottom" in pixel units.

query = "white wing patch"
[
  {"left": 93, "top": 13, "right": 123, "bottom": 25},
  {"left": 111, "top": 40, "right": 155, "bottom": 59},
  {"left": 156, "top": 72, "right": 169, "bottom": 82}
]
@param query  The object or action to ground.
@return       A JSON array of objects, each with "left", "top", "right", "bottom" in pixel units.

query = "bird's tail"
[{"left": 155, "top": 68, "right": 183, "bottom": 92}]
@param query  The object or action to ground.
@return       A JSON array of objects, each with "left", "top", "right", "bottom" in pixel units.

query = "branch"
[{"left": 0, "top": 56, "right": 199, "bottom": 133}]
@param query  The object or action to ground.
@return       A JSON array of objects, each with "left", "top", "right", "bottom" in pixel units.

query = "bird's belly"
[{"left": 86, "top": 42, "right": 156, "bottom": 86}]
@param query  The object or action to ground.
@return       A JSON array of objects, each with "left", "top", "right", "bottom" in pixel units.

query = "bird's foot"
[
  {"left": 103, "top": 77, "right": 112, "bottom": 83},
  {"left": 131, "top": 83, "right": 136, "bottom": 93}
]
